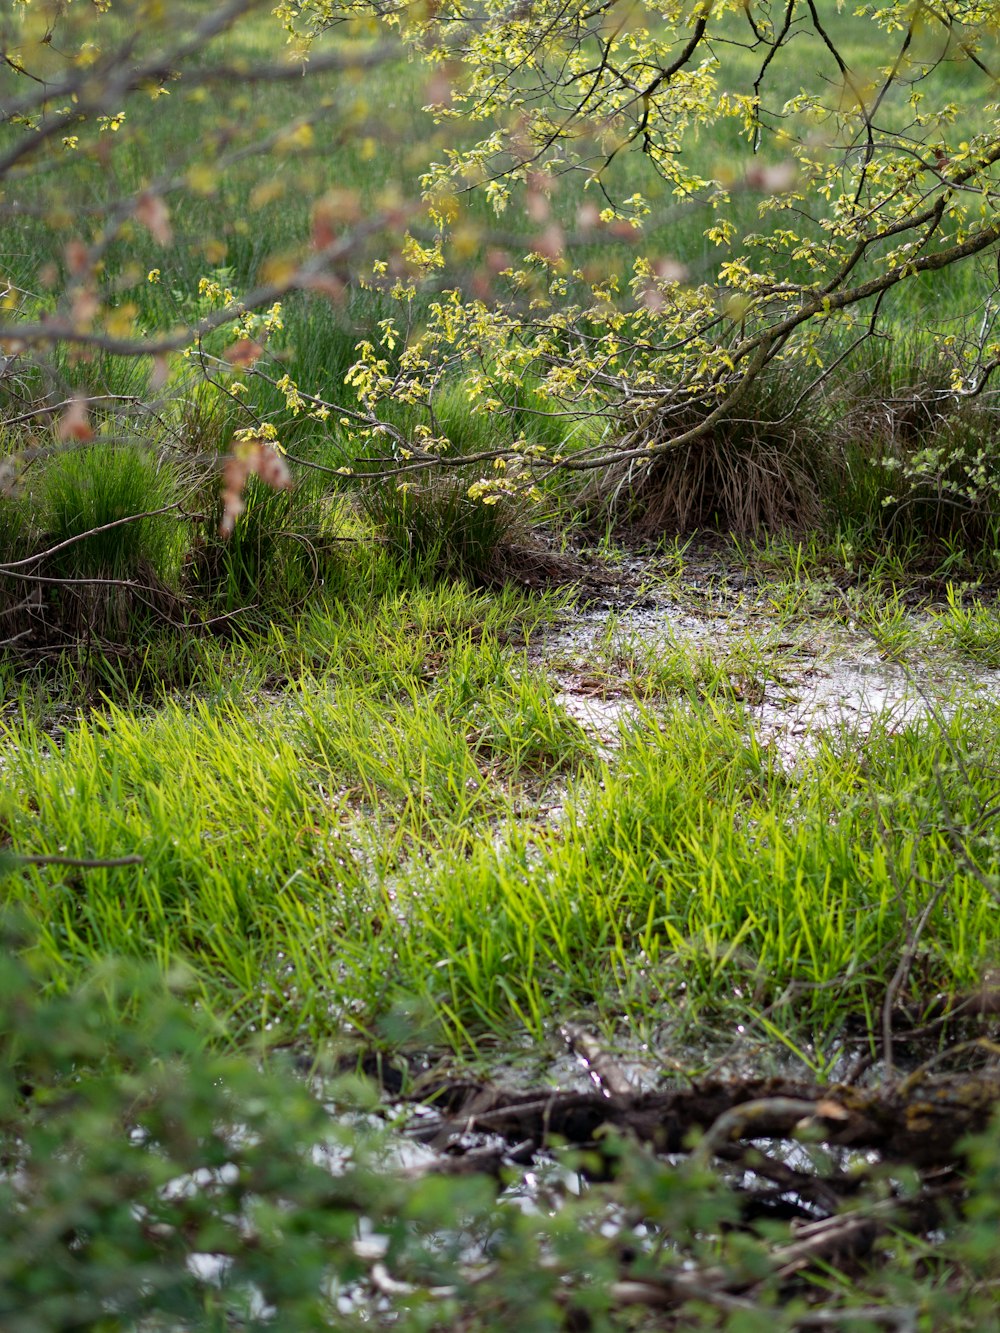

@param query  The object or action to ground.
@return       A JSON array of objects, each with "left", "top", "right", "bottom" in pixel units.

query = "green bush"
[
  {"left": 0, "top": 927, "right": 393, "bottom": 1332},
  {"left": 833, "top": 334, "right": 1000, "bottom": 546}
]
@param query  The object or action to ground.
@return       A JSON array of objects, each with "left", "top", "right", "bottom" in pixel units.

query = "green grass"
[
  {"left": 35, "top": 442, "right": 181, "bottom": 580},
  {"left": 936, "top": 584, "right": 1000, "bottom": 667},
  {"left": 357, "top": 474, "right": 525, "bottom": 582},
  {"left": 2, "top": 558, "right": 997, "bottom": 1067}
]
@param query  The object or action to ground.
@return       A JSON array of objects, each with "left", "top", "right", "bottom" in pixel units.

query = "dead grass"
[{"left": 578, "top": 365, "right": 829, "bottom": 535}]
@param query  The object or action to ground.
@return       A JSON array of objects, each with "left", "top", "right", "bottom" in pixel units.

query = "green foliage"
[
  {"left": 276, "top": 1, "right": 1000, "bottom": 530},
  {"left": 3, "top": 912, "right": 1000, "bottom": 1332},
  {"left": 832, "top": 334, "right": 1000, "bottom": 542},
  {"left": 346, "top": 375, "right": 570, "bottom": 581},
  {"left": 0, "top": 926, "right": 399, "bottom": 1331},
  {"left": 7, "top": 0, "right": 1000, "bottom": 573}
]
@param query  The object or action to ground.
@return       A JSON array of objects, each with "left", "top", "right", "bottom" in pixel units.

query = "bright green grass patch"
[
  {"left": 3, "top": 586, "right": 998, "bottom": 1061},
  {"left": 392, "top": 702, "right": 999, "bottom": 1054},
  {"left": 0, "top": 581, "right": 582, "bottom": 1037}
]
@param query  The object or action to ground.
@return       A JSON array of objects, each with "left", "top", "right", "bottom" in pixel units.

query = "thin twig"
[{"left": 0, "top": 503, "right": 184, "bottom": 572}]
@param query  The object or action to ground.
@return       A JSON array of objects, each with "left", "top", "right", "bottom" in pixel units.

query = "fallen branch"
[
  {"left": 560, "top": 1022, "right": 634, "bottom": 1098},
  {"left": 406, "top": 1068, "right": 1000, "bottom": 1168}
]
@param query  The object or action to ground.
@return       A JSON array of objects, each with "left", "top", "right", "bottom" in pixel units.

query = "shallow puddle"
[{"left": 530, "top": 582, "right": 1000, "bottom": 763}]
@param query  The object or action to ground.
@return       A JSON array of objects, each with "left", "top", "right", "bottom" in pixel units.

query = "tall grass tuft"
[
  {"left": 38, "top": 443, "right": 179, "bottom": 581},
  {"left": 350, "top": 380, "right": 533, "bottom": 584},
  {"left": 6, "top": 442, "right": 184, "bottom": 645},
  {"left": 358, "top": 475, "right": 524, "bottom": 584},
  {"left": 0, "top": 488, "right": 34, "bottom": 640},
  {"left": 190, "top": 471, "right": 339, "bottom": 621},
  {"left": 581, "top": 361, "right": 831, "bottom": 535}
]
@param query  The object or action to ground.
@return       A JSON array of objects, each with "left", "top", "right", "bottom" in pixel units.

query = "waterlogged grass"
[
  {"left": 936, "top": 584, "right": 1000, "bottom": 668},
  {"left": 0, "top": 578, "right": 584, "bottom": 1031},
  {"left": 2, "top": 567, "right": 998, "bottom": 1064}
]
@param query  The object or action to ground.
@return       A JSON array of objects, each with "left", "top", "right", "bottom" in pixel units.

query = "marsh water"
[{"left": 527, "top": 560, "right": 1000, "bottom": 765}]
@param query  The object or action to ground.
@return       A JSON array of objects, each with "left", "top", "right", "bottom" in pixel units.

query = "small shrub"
[
  {"left": 0, "top": 920, "right": 397, "bottom": 1332},
  {"left": 833, "top": 334, "right": 1000, "bottom": 545},
  {"left": 2, "top": 911, "right": 1000, "bottom": 1332},
  {"left": 348, "top": 379, "right": 533, "bottom": 583},
  {"left": 883, "top": 404, "right": 1000, "bottom": 544}
]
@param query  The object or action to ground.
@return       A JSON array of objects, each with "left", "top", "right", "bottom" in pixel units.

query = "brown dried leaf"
[
  {"left": 311, "top": 189, "right": 362, "bottom": 249},
  {"left": 134, "top": 192, "right": 173, "bottom": 245},
  {"left": 57, "top": 397, "right": 94, "bottom": 442},
  {"left": 70, "top": 287, "right": 99, "bottom": 329},
  {"left": 224, "top": 339, "right": 264, "bottom": 368},
  {"left": 654, "top": 258, "right": 687, "bottom": 283},
  {"left": 219, "top": 454, "right": 250, "bottom": 537},
  {"left": 299, "top": 272, "right": 346, "bottom": 303},
  {"left": 576, "top": 202, "right": 602, "bottom": 232},
  {"left": 219, "top": 442, "right": 292, "bottom": 537},
  {"left": 531, "top": 223, "right": 564, "bottom": 260},
  {"left": 744, "top": 160, "right": 797, "bottom": 193},
  {"left": 525, "top": 189, "right": 550, "bottom": 223},
  {"left": 424, "top": 63, "right": 458, "bottom": 107},
  {"left": 254, "top": 444, "right": 292, "bottom": 491},
  {"left": 639, "top": 282, "right": 664, "bottom": 314},
  {"left": 65, "top": 240, "right": 89, "bottom": 276}
]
